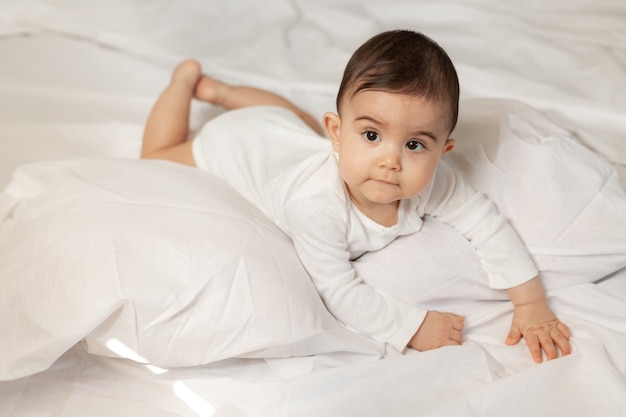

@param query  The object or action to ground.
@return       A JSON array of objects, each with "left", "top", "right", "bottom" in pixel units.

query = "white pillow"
[
  {"left": 356, "top": 99, "right": 626, "bottom": 309},
  {"left": 0, "top": 158, "right": 383, "bottom": 381}
]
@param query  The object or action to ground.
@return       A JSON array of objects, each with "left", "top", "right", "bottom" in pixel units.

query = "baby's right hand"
[{"left": 408, "top": 311, "right": 465, "bottom": 351}]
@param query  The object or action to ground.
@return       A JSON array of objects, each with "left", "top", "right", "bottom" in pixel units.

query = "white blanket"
[{"left": 1, "top": 1, "right": 625, "bottom": 416}]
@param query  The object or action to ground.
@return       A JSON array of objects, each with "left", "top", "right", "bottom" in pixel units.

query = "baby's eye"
[
  {"left": 363, "top": 131, "right": 380, "bottom": 142},
  {"left": 406, "top": 140, "right": 425, "bottom": 152}
]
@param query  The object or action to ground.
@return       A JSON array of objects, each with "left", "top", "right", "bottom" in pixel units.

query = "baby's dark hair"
[{"left": 336, "top": 30, "right": 460, "bottom": 133}]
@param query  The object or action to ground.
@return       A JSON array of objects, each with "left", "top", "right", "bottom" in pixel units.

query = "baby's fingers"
[
  {"left": 558, "top": 321, "right": 571, "bottom": 339},
  {"left": 539, "top": 332, "right": 558, "bottom": 362},
  {"left": 449, "top": 328, "right": 463, "bottom": 344},
  {"left": 552, "top": 322, "right": 572, "bottom": 357},
  {"left": 524, "top": 333, "right": 543, "bottom": 363},
  {"left": 505, "top": 325, "right": 522, "bottom": 346},
  {"left": 540, "top": 322, "right": 571, "bottom": 361},
  {"left": 445, "top": 314, "right": 464, "bottom": 345},
  {"left": 527, "top": 324, "right": 571, "bottom": 363}
]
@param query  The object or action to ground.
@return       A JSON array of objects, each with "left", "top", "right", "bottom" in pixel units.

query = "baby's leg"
[
  {"left": 140, "top": 60, "right": 200, "bottom": 165},
  {"left": 195, "top": 75, "right": 324, "bottom": 136},
  {"left": 142, "top": 59, "right": 323, "bottom": 164}
]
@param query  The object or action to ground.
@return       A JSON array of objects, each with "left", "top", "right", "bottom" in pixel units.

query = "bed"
[{"left": 1, "top": 1, "right": 625, "bottom": 416}]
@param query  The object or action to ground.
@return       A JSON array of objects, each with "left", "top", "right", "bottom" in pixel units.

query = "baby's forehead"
[
  {"left": 343, "top": 89, "right": 448, "bottom": 114},
  {"left": 341, "top": 89, "right": 455, "bottom": 134}
]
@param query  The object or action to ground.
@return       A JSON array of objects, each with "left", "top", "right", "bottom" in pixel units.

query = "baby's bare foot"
[
  {"left": 171, "top": 59, "right": 202, "bottom": 89},
  {"left": 194, "top": 75, "right": 227, "bottom": 105}
]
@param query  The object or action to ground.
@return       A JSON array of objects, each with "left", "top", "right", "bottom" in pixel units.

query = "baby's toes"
[{"left": 171, "top": 60, "right": 202, "bottom": 86}]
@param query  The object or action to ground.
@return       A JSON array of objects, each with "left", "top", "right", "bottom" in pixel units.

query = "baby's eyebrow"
[
  {"left": 355, "top": 115, "right": 439, "bottom": 143},
  {"left": 355, "top": 115, "right": 381, "bottom": 124},
  {"left": 411, "top": 130, "right": 438, "bottom": 143}
]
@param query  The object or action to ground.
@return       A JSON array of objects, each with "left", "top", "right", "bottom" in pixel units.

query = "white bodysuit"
[{"left": 192, "top": 106, "right": 537, "bottom": 351}]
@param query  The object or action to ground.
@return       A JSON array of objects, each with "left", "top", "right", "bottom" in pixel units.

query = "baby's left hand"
[{"left": 505, "top": 300, "right": 571, "bottom": 363}]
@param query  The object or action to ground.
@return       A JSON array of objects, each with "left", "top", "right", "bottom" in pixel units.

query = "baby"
[{"left": 141, "top": 30, "right": 570, "bottom": 363}]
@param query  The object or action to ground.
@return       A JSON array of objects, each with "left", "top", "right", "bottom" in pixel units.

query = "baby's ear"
[
  {"left": 442, "top": 138, "right": 456, "bottom": 154},
  {"left": 323, "top": 112, "right": 342, "bottom": 152}
]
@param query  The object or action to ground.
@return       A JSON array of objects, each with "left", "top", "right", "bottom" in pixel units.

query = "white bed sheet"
[
  {"left": 3, "top": 278, "right": 626, "bottom": 417},
  {"left": 1, "top": 1, "right": 625, "bottom": 416}
]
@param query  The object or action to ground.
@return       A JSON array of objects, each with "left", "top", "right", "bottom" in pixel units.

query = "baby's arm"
[
  {"left": 505, "top": 277, "right": 571, "bottom": 363},
  {"left": 424, "top": 161, "right": 570, "bottom": 361},
  {"left": 284, "top": 194, "right": 431, "bottom": 352}
]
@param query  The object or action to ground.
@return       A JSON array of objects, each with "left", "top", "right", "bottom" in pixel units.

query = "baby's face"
[{"left": 328, "top": 90, "right": 455, "bottom": 217}]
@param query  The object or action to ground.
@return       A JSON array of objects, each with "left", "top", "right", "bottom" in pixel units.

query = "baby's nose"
[{"left": 379, "top": 148, "right": 401, "bottom": 170}]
